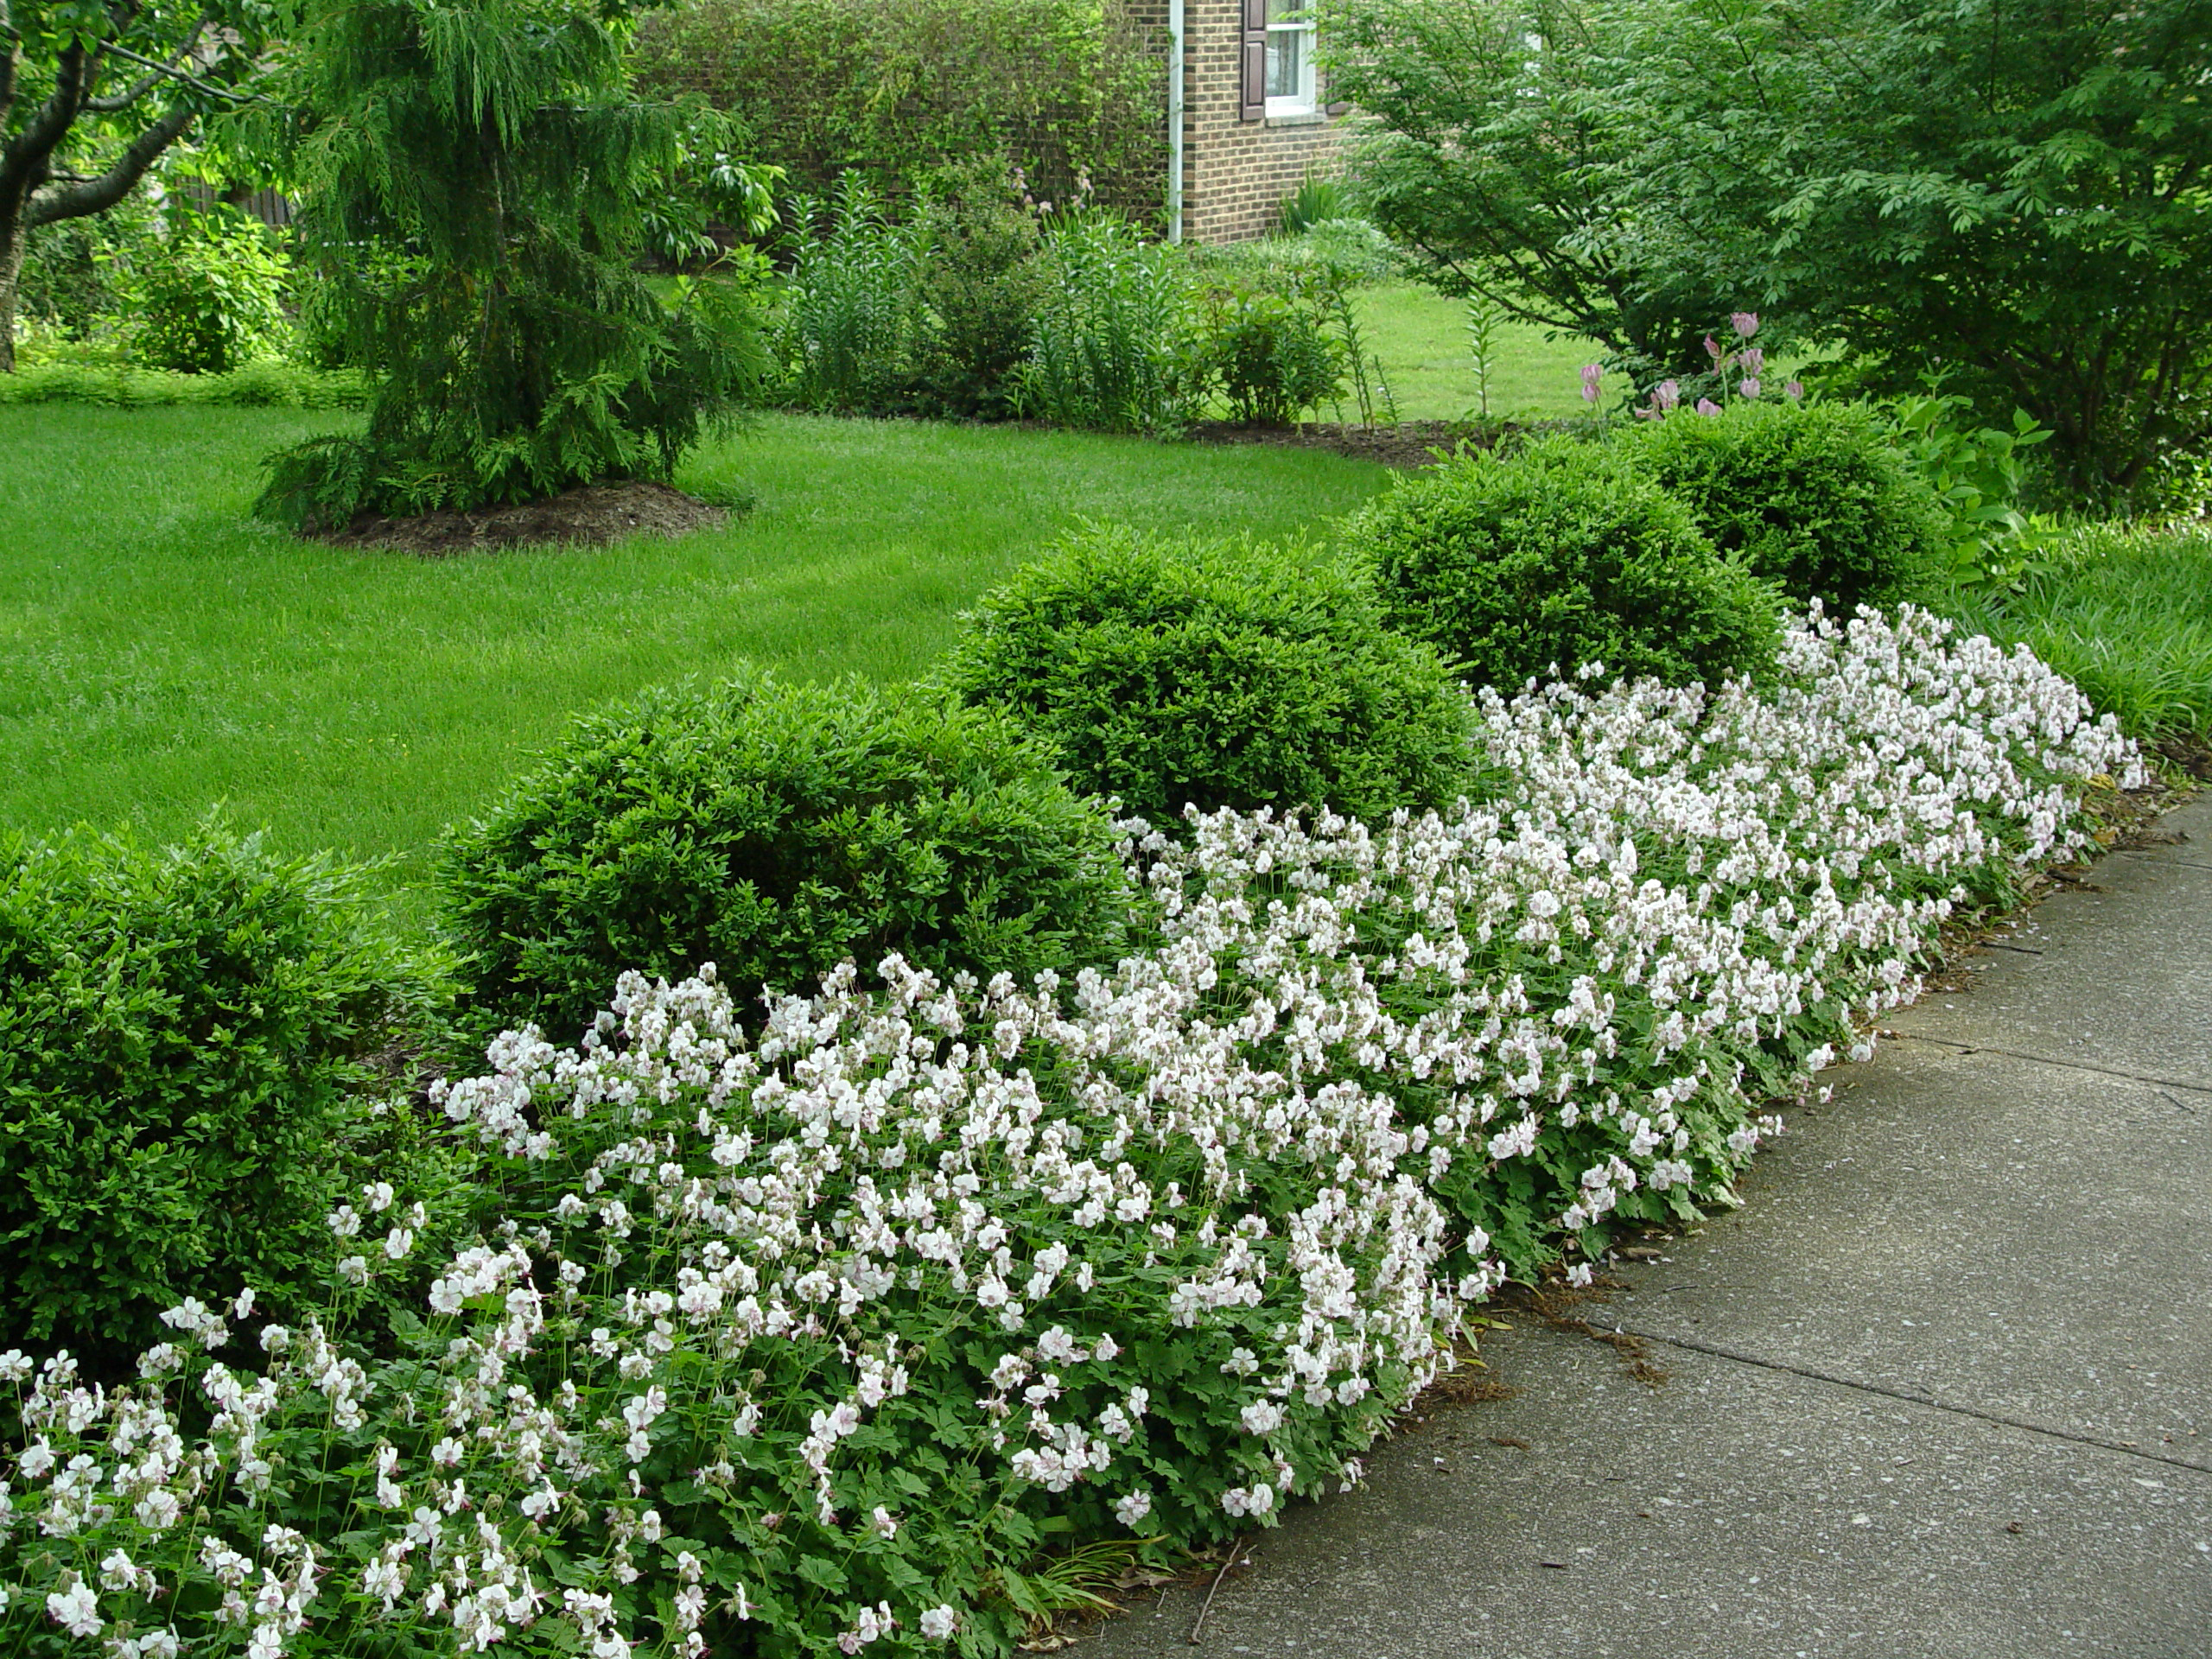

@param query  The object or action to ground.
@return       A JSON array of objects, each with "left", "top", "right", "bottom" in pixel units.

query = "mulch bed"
[
  {"left": 314, "top": 480, "right": 726, "bottom": 555},
  {"left": 1181, "top": 416, "right": 1576, "bottom": 470}
]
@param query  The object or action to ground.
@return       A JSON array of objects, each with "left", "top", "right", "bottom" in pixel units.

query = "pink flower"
[
  {"left": 1738, "top": 378, "right": 1762, "bottom": 398},
  {"left": 1695, "top": 397, "right": 1723, "bottom": 416},
  {"left": 1580, "top": 363, "right": 1604, "bottom": 404},
  {"left": 1704, "top": 335, "right": 1724, "bottom": 364},
  {"left": 1730, "top": 311, "right": 1759, "bottom": 339},
  {"left": 1738, "top": 346, "right": 1764, "bottom": 375},
  {"left": 1654, "top": 378, "right": 1681, "bottom": 410},
  {"left": 1785, "top": 379, "right": 1805, "bottom": 403}
]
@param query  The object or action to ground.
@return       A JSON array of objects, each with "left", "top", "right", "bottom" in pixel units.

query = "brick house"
[{"left": 1122, "top": 0, "right": 1352, "bottom": 243}]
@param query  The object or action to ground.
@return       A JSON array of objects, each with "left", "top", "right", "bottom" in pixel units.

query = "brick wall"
[{"left": 1169, "top": 0, "right": 1351, "bottom": 244}]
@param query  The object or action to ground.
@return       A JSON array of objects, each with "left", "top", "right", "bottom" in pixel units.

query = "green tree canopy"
[
  {"left": 1325, "top": 0, "right": 2212, "bottom": 499},
  {"left": 0, "top": 0, "right": 273, "bottom": 371}
]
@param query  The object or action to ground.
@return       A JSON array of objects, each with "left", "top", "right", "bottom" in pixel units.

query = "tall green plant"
[
  {"left": 776, "top": 176, "right": 924, "bottom": 411},
  {"left": 256, "top": 0, "right": 770, "bottom": 528},
  {"left": 1017, "top": 215, "right": 1193, "bottom": 435}
]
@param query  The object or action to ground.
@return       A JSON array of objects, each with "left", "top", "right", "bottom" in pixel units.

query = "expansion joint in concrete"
[
  {"left": 1620, "top": 1327, "right": 2212, "bottom": 1478},
  {"left": 1887, "top": 1032, "right": 2212, "bottom": 1097}
]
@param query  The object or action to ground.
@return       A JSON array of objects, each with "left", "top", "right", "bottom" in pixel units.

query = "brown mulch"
[
  {"left": 2157, "top": 732, "right": 2212, "bottom": 781},
  {"left": 1181, "top": 416, "right": 1579, "bottom": 470},
  {"left": 315, "top": 480, "right": 727, "bottom": 555}
]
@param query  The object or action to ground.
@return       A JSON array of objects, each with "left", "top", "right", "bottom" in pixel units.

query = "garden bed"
[
  {"left": 1182, "top": 416, "right": 1580, "bottom": 471},
  {"left": 315, "top": 480, "right": 728, "bottom": 554}
]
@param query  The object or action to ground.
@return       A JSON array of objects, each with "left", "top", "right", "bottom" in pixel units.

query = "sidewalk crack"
[
  {"left": 1622, "top": 1327, "right": 2212, "bottom": 1477},
  {"left": 1888, "top": 1033, "right": 2212, "bottom": 1096},
  {"left": 2113, "top": 851, "right": 2212, "bottom": 874}
]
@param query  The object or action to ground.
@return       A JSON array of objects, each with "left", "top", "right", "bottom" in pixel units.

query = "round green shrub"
[
  {"left": 942, "top": 524, "right": 1474, "bottom": 824},
  {"left": 0, "top": 826, "right": 417, "bottom": 1368},
  {"left": 1624, "top": 398, "right": 1948, "bottom": 611},
  {"left": 1349, "top": 435, "right": 1781, "bottom": 692},
  {"left": 437, "top": 671, "right": 1128, "bottom": 1046}
]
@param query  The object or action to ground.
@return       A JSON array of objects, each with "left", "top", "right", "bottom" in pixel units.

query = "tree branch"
[
  {"left": 24, "top": 95, "right": 196, "bottom": 226},
  {"left": 1, "top": 0, "right": 19, "bottom": 130},
  {"left": 0, "top": 40, "right": 91, "bottom": 211},
  {"left": 95, "top": 35, "right": 262, "bottom": 105}
]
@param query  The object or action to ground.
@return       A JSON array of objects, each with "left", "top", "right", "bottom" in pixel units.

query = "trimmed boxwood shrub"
[
  {"left": 437, "top": 670, "right": 1128, "bottom": 1046},
  {"left": 943, "top": 524, "right": 1474, "bottom": 824},
  {"left": 0, "top": 826, "right": 418, "bottom": 1367},
  {"left": 1625, "top": 399, "right": 1948, "bottom": 611},
  {"left": 1350, "top": 435, "right": 1781, "bottom": 692}
]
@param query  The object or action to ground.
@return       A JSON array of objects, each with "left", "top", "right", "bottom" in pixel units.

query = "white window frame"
[{"left": 1264, "top": 4, "right": 1319, "bottom": 119}]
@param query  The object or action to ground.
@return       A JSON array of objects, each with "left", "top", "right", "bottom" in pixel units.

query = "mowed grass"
[
  {"left": 1353, "top": 280, "right": 1596, "bottom": 423},
  {"left": 0, "top": 407, "right": 1390, "bottom": 915}
]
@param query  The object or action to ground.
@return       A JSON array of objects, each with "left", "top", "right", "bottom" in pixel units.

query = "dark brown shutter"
[{"left": 1240, "top": 0, "right": 1268, "bottom": 123}]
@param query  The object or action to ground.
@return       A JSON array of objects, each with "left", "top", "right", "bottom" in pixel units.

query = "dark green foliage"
[
  {"left": 255, "top": 0, "right": 768, "bottom": 528},
  {"left": 437, "top": 671, "right": 1128, "bottom": 1046},
  {"left": 14, "top": 194, "right": 159, "bottom": 338},
  {"left": 631, "top": 0, "right": 1165, "bottom": 213},
  {"left": 1320, "top": 0, "right": 1728, "bottom": 379},
  {"left": 1325, "top": 0, "right": 2212, "bottom": 499},
  {"left": 1626, "top": 400, "right": 1947, "bottom": 612},
  {"left": 944, "top": 524, "right": 1474, "bottom": 825},
  {"left": 912, "top": 160, "right": 1050, "bottom": 419},
  {"left": 1351, "top": 435, "right": 1780, "bottom": 690},
  {"left": 0, "top": 825, "right": 419, "bottom": 1368},
  {"left": 124, "top": 213, "right": 293, "bottom": 373},
  {"left": 1192, "top": 270, "right": 1345, "bottom": 426}
]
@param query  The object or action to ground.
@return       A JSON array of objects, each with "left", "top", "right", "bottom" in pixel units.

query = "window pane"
[{"left": 1266, "top": 27, "right": 1306, "bottom": 100}]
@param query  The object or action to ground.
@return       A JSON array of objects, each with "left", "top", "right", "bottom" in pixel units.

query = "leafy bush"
[
  {"left": 1329, "top": 0, "right": 2212, "bottom": 499},
  {"left": 1018, "top": 216, "right": 1194, "bottom": 435},
  {"left": 1351, "top": 435, "right": 1780, "bottom": 691},
  {"left": 944, "top": 524, "right": 1473, "bottom": 824},
  {"left": 1625, "top": 398, "right": 1948, "bottom": 612},
  {"left": 911, "top": 160, "right": 1050, "bottom": 418},
  {"left": 13, "top": 191, "right": 161, "bottom": 338},
  {"left": 120, "top": 214, "right": 294, "bottom": 374},
  {"left": 0, "top": 825, "right": 421, "bottom": 1368},
  {"left": 1887, "top": 393, "right": 2056, "bottom": 594},
  {"left": 1191, "top": 269, "right": 1344, "bottom": 426},
  {"left": 437, "top": 669, "right": 1128, "bottom": 1046}
]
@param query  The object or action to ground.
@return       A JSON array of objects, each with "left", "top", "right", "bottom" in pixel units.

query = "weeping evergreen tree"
[{"left": 257, "top": 0, "right": 768, "bottom": 527}]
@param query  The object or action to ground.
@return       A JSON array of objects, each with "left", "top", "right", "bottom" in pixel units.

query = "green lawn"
[
  {"left": 0, "top": 407, "right": 1389, "bottom": 915},
  {"left": 1352, "top": 281, "right": 1597, "bottom": 423}
]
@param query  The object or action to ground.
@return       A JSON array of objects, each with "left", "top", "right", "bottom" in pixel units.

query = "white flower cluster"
[{"left": 0, "top": 607, "right": 2138, "bottom": 1659}]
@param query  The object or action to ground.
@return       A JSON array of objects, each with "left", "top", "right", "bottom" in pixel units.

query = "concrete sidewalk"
[{"left": 1083, "top": 797, "right": 2212, "bottom": 1659}]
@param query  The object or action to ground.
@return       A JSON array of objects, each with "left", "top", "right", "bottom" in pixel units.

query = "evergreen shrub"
[
  {"left": 1626, "top": 399, "right": 1948, "bottom": 611},
  {"left": 944, "top": 524, "right": 1474, "bottom": 824},
  {"left": 437, "top": 671, "right": 1128, "bottom": 1046},
  {"left": 0, "top": 825, "right": 421, "bottom": 1367},
  {"left": 1350, "top": 435, "right": 1780, "bottom": 691}
]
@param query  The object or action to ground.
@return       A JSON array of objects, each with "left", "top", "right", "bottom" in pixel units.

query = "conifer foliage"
[{"left": 257, "top": 0, "right": 766, "bottom": 528}]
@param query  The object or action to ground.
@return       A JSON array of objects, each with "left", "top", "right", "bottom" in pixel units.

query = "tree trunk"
[{"left": 0, "top": 215, "right": 22, "bottom": 374}]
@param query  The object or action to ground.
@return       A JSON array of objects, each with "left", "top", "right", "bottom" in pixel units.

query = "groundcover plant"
[{"left": 0, "top": 607, "right": 2141, "bottom": 1659}]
